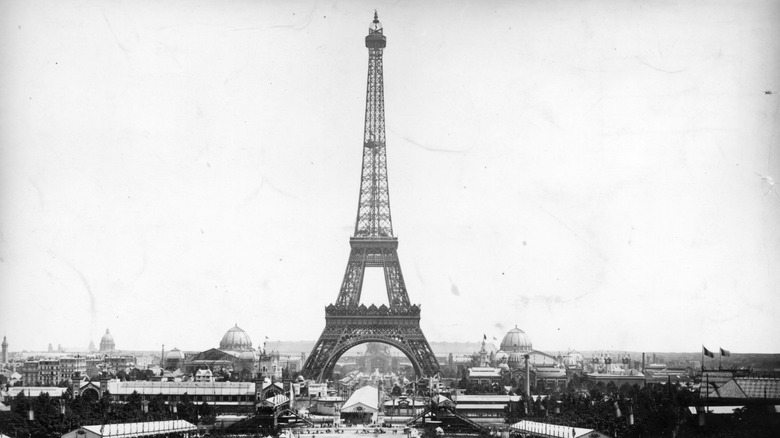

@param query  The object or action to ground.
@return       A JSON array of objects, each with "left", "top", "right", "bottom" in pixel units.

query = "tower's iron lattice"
[{"left": 301, "top": 12, "right": 440, "bottom": 381}]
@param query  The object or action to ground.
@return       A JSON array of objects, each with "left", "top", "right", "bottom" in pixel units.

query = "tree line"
[{"left": 0, "top": 390, "right": 216, "bottom": 438}]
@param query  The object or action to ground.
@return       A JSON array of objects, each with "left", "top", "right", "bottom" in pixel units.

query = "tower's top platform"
[{"left": 366, "top": 11, "right": 386, "bottom": 49}]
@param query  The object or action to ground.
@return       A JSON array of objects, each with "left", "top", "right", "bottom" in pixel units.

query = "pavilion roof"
[{"left": 63, "top": 420, "right": 196, "bottom": 438}]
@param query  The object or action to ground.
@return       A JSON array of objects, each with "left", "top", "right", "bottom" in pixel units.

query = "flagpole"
[{"left": 701, "top": 346, "right": 704, "bottom": 372}]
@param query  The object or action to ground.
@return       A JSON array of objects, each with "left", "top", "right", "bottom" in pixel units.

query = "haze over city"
[{"left": 1, "top": 0, "right": 779, "bottom": 354}]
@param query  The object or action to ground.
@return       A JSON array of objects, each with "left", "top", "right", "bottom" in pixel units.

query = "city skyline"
[{"left": 1, "top": 1, "right": 779, "bottom": 354}]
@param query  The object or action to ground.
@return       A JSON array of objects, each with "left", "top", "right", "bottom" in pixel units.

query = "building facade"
[{"left": 22, "top": 356, "right": 87, "bottom": 386}]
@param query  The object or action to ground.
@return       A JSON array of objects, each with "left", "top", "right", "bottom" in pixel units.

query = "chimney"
[{"left": 524, "top": 354, "right": 531, "bottom": 399}]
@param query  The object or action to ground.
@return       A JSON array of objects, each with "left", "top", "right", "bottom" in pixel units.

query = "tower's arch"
[{"left": 318, "top": 337, "right": 424, "bottom": 382}]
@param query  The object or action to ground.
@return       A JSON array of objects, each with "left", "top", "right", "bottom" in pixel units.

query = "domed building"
[
  {"left": 500, "top": 326, "right": 533, "bottom": 353},
  {"left": 466, "top": 325, "right": 569, "bottom": 393},
  {"left": 165, "top": 348, "right": 184, "bottom": 370},
  {"left": 235, "top": 350, "right": 258, "bottom": 375},
  {"left": 99, "top": 329, "right": 115, "bottom": 352},
  {"left": 182, "top": 325, "right": 279, "bottom": 381},
  {"left": 220, "top": 325, "right": 253, "bottom": 350}
]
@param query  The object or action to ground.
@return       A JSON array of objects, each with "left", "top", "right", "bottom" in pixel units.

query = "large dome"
[
  {"left": 500, "top": 326, "right": 533, "bottom": 353},
  {"left": 220, "top": 324, "right": 253, "bottom": 351},
  {"left": 166, "top": 348, "right": 184, "bottom": 360},
  {"left": 99, "top": 329, "right": 115, "bottom": 352}
]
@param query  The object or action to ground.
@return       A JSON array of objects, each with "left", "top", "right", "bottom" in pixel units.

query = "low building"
[
  {"left": 702, "top": 374, "right": 780, "bottom": 404},
  {"left": 451, "top": 394, "right": 519, "bottom": 423},
  {"left": 77, "top": 380, "right": 259, "bottom": 414},
  {"left": 382, "top": 395, "right": 426, "bottom": 418},
  {"left": 586, "top": 370, "right": 646, "bottom": 388},
  {"left": 340, "top": 385, "right": 379, "bottom": 425},
  {"left": 307, "top": 382, "right": 328, "bottom": 398},
  {"left": 466, "top": 367, "right": 502, "bottom": 388},
  {"left": 310, "top": 396, "right": 345, "bottom": 416},
  {"left": 510, "top": 420, "right": 612, "bottom": 438},
  {"left": 586, "top": 353, "right": 646, "bottom": 388},
  {"left": 62, "top": 420, "right": 198, "bottom": 438}
]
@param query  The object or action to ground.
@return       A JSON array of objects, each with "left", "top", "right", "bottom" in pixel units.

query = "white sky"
[{"left": 1, "top": 0, "right": 779, "bottom": 355}]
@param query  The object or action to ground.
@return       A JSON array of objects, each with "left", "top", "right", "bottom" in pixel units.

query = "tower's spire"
[{"left": 356, "top": 10, "right": 390, "bottom": 238}]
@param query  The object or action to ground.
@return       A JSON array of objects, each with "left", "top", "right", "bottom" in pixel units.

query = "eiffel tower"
[{"left": 301, "top": 12, "right": 440, "bottom": 381}]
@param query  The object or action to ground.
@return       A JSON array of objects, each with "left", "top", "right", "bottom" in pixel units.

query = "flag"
[
  {"left": 483, "top": 334, "right": 487, "bottom": 340},
  {"left": 720, "top": 347, "right": 731, "bottom": 357},
  {"left": 703, "top": 346, "right": 715, "bottom": 358}
]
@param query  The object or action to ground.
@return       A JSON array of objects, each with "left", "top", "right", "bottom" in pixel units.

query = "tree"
[
  {"left": 128, "top": 368, "right": 150, "bottom": 381},
  {"left": 147, "top": 394, "right": 169, "bottom": 420},
  {"left": 176, "top": 393, "right": 197, "bottom": 424},
  {"left": 198, "top": 402, "right": 215, "bottom": 425},
  {"left": 504, "top": 398, "right": 523, "bottom": 424},
  {"left": 116, "top": 391, "right": 143, "bottom": 423}
]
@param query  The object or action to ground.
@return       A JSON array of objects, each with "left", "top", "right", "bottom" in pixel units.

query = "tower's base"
[{"left": 301, "top": 304, "right": 439, "bottom": 381}]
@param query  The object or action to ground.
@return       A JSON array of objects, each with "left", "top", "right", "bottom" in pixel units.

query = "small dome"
[
  {"left": 494, "top": 350, "right": 509, "bottom": 362},
  {"left": 166, "top": 348, "right": 184, "bottom": 360},
  {"left": 498, "top": 362, "right": 510, "bottom": 371},
  {"left": 220, "top": 324, "right": 253, "bottom": 351},
  {"left": 508, "top": 351, "right": 529, "bottom": 369},
  {"left": 500, "top": 326, "right": 532, "bottom": 353},
  {"left": 239, "top": 350, "right": 256, "bottom": 361}
]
